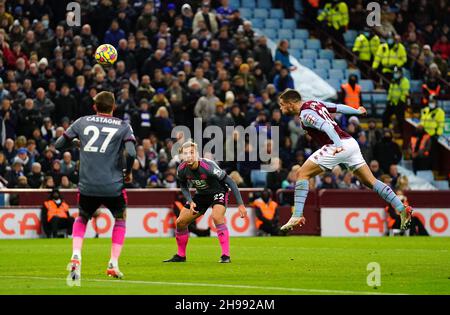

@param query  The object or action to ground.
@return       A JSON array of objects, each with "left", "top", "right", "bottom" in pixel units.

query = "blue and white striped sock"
[
  {"left": 294, "top": 179, "right": 309, "bottom": 217},
  {"left": 373, "top": 180, "right": 405, "bottom": 212}
]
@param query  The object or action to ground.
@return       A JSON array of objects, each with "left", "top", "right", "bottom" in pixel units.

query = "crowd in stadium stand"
[{"left": 0, "top": 0, "right": 447, "bottom": 196}]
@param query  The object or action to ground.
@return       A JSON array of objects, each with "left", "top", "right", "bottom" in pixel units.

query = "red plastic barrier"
[{"left": 0, "top": 188, "right": 263, "bottom": 207}]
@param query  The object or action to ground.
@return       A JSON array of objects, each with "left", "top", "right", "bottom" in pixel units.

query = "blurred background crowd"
[{"left": 0, "top": 0, "right": 448, "bottom": 196}]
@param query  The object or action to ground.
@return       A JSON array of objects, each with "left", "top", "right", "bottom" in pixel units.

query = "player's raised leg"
[
  {"left": 164, "top": 207, "right": 201, "bottom": 262},
  {"left": 211, "top": 204, "right": 230, "bottom": 263},
  {"left": 281, "top": 160, "right": 323, "bottom": 231},
  {"left": 353, "top": 164, "right": 413, "bottom": 229}
]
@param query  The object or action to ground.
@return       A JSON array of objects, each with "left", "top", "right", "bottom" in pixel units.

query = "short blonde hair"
[{"left": 178, "top": 140, "right": 198, "bottom": 154}]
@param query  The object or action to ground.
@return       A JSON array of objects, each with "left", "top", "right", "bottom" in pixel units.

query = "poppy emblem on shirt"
[{"left": 200, "top": 174, "right": 207, "bottom": 180}]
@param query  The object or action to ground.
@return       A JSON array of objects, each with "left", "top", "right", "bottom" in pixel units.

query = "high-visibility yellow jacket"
[
  {"left": 372, "top": 43, "right": 407, "bottom": 73},
  {"left": 387, "top": 77, "right": 410, "bottom": 105},
  {"left": 420, "top": 107, "right": 445, "bottom": 136},
  {"left": 317, "top": 2, "right": 349, "bottom": 30},
  {"left": 353, "top": 34, "right": 380, "bottom": 61}
]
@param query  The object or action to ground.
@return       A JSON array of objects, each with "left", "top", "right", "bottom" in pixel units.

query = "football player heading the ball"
[{"left": 277, "top": 89, "right": 413, "bottom": 232}]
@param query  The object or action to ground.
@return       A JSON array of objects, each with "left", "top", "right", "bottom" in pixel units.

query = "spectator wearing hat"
[
  {"left": 5, "top": 158, "right": 25, "bottom": 188},
  {"left": 150, "top": 87, "right": 171, "bottom": 116},
  {"left": 420, "top": 45, "right": 435, "bottom": 67},
  {"left": 193, "top": 2, "right": 218, "bottom": 35},
  {"left": 346, "top": 116, "right": 362, "bottom": 139},
  {"left": 13, "top": 147, "right": 31, "bottom": 173},
  {"left": 40, "top": 117, "right": 56, "bottom": 142}
]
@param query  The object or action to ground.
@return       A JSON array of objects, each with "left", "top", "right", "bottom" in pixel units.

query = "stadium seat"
[
  {"left": 265, "top": 19, "right": 280, "bottom": 29},
  {"left": 306, "top": 39, "right": 321, "bottom": 50},
  {"left": 315, "top": 59, "right": 331, "bottom": 70},
  {"left": 332, "top": 59, "right": 347, "bottom": 70},
  {"left": 360, "top": 80, "right": 374, "bottom": 92},
  {"left": 278, "top": 29, "right": 293, "bottom": 40},
  {"left": 314, "top": 68, "right": 328, "bottom": 79},
  {"left": 345, "top": 69, "right": 361, "bottom": 80},
  {"left": 441, "top": 100, "right": 450, "bottom": 114},
  {"left": 375, "top": 104, "right": 386, "bottom": 116},
  {"left": 229, "top": 0, "right": 240, "bottom": 8},
  {"left": 251, "top": 170, "right": 267, "bottom": 187},
  {"left": 319, "top": 49, "right": 334, "bottom": 60},
  {"left": 327, "top": 78, "right": 341, "bottom": 91},
  {"left": 410, "top": 80, "right": 422, "bottom": 93},
  {"left": 254, "top": 8, "right": 269, "bottom": 19},
  {"left": 372, "top": 93, "right": 387, "bottom": 105},
  {"left": 239, "top": 8, "right": 253, "bottom": 19},
  {"left": 289, "top": 49, "right": 302, "bottom": 59},
  {"left": 270, "top": 9, "right": 284, "bottom": 19},
  {"left": 299, "top": 59, "right": 315, "bottom": 69},
  {"left": 434, "top": 180, "right": 449, "bottom": 190},
  {"left": 250, "top": 18, "right": 264, "bottom": 29},
  {"left": 289, "top": 39, "right": 305, "bottom": 49},
  {"left": 302, "top": 49, "right": 317, "bottom": 59},
  {"left": 294, "top": 29, "right": 309, "bottom": 40},
  {"left": 416, "top": 170, "right": 434, "bottom": 182},
  {"left": 262, "top": 28, "right": 277, "bottom": 39},
  {"left": 241, "top": 0, "right": 256, "bottom": 8},
  {"left": 328, "top": 69, "right": 344, "bottom": 80},
  {"left": 258, "top": 0, "right": 272, "bottom": 9},
  {"left": 344, "top": 30, "right": 358, "bottom": 46},
  {"left": 362, "top": 93, "right": 372, "bottom": 103},
  {"left": 282, "top": 19, "right": 297, "bottom": 29}
]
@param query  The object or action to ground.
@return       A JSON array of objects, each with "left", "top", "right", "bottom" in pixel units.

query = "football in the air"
[{"left": 95, "top": 44, "right": 118, "bottom": 66}]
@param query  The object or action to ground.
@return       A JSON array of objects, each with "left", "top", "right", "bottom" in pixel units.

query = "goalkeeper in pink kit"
[{"left": 277, "top": 89, "right": 413, "bottom": 231}]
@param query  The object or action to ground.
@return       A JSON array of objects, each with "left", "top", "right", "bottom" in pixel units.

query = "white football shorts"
[{"left": 307, "top": 137, "right": 366, "bottom": 171}]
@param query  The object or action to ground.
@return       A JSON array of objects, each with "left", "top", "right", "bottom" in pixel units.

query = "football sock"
[
  {"left": 110, "top": 219, "right": 126, "bottom": 267},
  {"left": 72, "top": 216, "right": 87, "bottom": 260},
  {"left": 216, "top": 223, "right": 230, "bottom": 257},
  {"left": 294, "top": 179, "right": 309, "bottom": 217},
  {"left": 175, "top": 227, "right": 189, "bottom": 257},
  {"left": 373, "top": 180, "right": 405, "bottom": 212}
]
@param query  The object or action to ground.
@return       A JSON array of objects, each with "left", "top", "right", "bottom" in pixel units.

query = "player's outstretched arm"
[
  {"left": 224, "top": 175, "right": 247, "bottom": 218},
  {"left": 322, "top": 101, "right": 366, "bottom": 116}
]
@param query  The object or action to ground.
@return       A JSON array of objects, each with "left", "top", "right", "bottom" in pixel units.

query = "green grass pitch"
[{"left": 0, "top": 237, "right": 449, "bottom": 295}]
